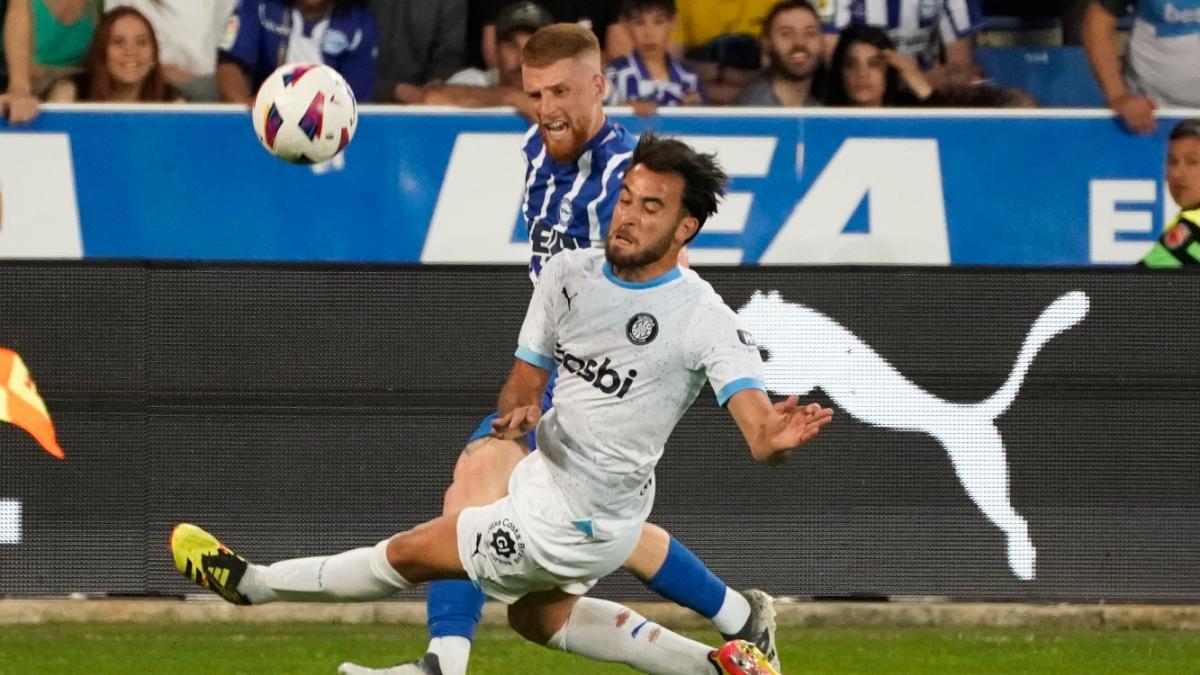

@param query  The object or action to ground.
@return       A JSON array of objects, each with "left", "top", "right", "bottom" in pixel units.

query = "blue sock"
[
  {"left": 644, "top": 537, "right": 726, "bottom": 619},
  {"left": 426, "top": 580, "right": 485, "bottom": 641}
]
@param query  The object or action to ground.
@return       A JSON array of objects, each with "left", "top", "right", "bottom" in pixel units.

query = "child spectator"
[
  {"left": 604, "top": 0, "right": 703, "bottom": 117},
  {"left": 218, "top": 0, "right": 377, "bottom": 105},
  {"left": 44, "top": 5, "right": 179, "bottom": 102},
  {"left": 825, "top": 25, "right": 932, "bottom": 106},
  {"left": 104, "top": 0, "right": 237, "bottom": 101}
]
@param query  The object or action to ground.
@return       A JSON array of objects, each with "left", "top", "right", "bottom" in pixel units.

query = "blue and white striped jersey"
[
  {"left": 522, "top": 118, "right": 637, "bottom": 282},
  {"left": 819, "top": 0, "right": 984, "bottom": 68},
  {"left": 604, "top": 51, "right": 704, "bottom": 107}
]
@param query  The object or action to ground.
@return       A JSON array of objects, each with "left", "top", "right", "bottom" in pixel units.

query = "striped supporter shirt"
[
  {"left": 604, "top": 51, "right": 704, "bottom": 107},
  {"left": 818, "top": 0, "right": 984, "bottom": 68}
]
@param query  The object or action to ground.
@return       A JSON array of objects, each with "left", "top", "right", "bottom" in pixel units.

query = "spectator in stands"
[
  {"left": 738, "top": 0, "right": 825, "bottom": 106},
  {"left": 19, "top": 0, "right": 100, "bottom": 94},
  {"left": 370, "top": 0, "right": 465, "bottom": 103},
  {"left": 1, "top": 0, "right": 40, "bottom": 122},
  {"left": 1082, "top": 0, "right": 1200, "bottom": 136},
  {"left": 1139, "top": 119, "right": 1200, "bottom": 268},
  {"left": 605, "top": 0, "right": 703, "bottom": 117},
  {"left": 671, "top": 0, "right": 778, "bottom": 51},
  {"left": 44, "top": 6, "right": 179, "bottom": 102},
  {"left": 104, "top": 0, "right": 236, "bottom": 102},
  {"left": 479, "top": 0, "right": 625, "bottom": 66},
  {"left": 825, "top": 25, "right": 932, "bottom": 106},
  {"left": 819, "top": 0, "right": 985, "bottom": 89},
  {"left": 669, "top": 0, "right": 777, "bottom": 105},
  {"left": 218, "top": 0, "right": 377, "bottom": 105},
  {"left": 392, "top": 0, "right": 549, "bottom": 117}
]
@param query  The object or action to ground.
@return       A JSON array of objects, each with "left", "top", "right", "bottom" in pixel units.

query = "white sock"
[
  {"left": 711, "top": 587, "right": 752, "bottom": 636},
  {"left": 237, "top": 538, "right": 410, "bottom": 604},
  {"left": 426, "top": 636, "right": 471, "bottom": 675},
  {"left": 547, "top": 597, "right": 716, "bottom": 675}
]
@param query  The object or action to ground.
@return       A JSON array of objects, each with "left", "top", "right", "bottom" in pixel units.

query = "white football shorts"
[{"left": 455, "top": 452, "right": 640, "bottom": 604}]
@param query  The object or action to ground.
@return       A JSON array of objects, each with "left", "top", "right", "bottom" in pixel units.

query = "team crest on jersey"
[
  {"left": 485, "top": 519, "right": 525, "bottom": 566},
  {"left": 626, "top": 313, "right": 658, "bottom": 345},
  {"left": 558, "top": 199, "right": 573, "bottom": 227},
  {"left": 220, "top": 15, "right": 240, "bottom": 51},
  {"left": 815, "top": 0, "right": 834, "bottom": 20}
]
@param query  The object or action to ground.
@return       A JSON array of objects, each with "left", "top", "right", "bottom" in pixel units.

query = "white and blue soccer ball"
[{"left": 251, "top": 63, "right": 357, "bottom": 165}]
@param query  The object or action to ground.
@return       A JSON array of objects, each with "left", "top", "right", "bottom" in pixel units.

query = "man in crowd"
[
  {"left": 1082, "top": 0, "right": 1200, "bottom": 135},
  {"left": 738, "top": 0, "right": 825, "bottom": 106}
]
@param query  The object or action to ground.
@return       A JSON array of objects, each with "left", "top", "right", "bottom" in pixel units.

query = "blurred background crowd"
[{"left": 0, "top": 0, "right": 1192, "bottom": 135}]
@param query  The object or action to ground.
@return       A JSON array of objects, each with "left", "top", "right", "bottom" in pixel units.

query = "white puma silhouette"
[{"left": 736, "top": 290, "right": 1090, "bottom": 580}]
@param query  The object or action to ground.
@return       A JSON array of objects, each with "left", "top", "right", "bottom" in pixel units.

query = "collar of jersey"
[{"left": 602, "top": 262, "right": 682, "bottom": 289}]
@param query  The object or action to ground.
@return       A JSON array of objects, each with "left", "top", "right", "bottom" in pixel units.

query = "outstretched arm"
[{"left": 726, "top": 390, "right": 833, "bottom": 464}]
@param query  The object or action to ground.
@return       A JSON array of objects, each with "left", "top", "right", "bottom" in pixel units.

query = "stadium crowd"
[{"left": 0, "top": 0, "right": 1192, "bottom": 133}]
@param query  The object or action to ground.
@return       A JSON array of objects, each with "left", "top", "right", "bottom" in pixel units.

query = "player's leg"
[
  {"left": 423, "top": 427, "right": 529, "bottom": 675},
  {"left": 508, "top": 588, "right": 777, "bottom": 675},
  {"left": 169, "top": 515, "right": 464, "bottom": 605},
  {"left": 624, "top": 523, "right": 780, "bottom": 669}
]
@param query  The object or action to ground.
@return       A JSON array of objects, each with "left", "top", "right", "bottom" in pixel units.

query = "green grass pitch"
[{"left": 2, "top": 623, "right": 1197, "bottom": 674}]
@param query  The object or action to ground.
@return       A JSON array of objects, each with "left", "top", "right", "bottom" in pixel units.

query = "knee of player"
[{"left": 383, "top": 534, "right": 423, "bottom": 580}]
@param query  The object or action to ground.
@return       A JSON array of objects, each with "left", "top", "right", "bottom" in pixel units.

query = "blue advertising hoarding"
[{"left": 0, "top": 105, "right": 1188, "bottom": 265}]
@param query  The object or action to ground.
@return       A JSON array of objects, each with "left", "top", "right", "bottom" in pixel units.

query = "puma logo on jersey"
[
  {"left": 737, "top": 290, "right": 1090, "bottom": 580},
  {"left": 561, "top": 286, "right": 579, "bottom": 310},
  {"left": 553, "top": 343, "right": 638, "bottom": 398}
]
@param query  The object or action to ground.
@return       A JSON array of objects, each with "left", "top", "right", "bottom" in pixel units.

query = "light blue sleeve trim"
[
  {"left": 715, "top": 377, "right": 766, "bottom": 407},
  {"left": 515, "top": 346, "right": 555, "bottom": 371}
]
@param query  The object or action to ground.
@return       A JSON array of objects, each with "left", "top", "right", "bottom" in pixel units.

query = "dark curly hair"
[{"left": 824, "top": 25, "right": 903, "bottom": 107}]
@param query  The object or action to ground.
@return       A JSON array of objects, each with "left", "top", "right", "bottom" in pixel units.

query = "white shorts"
[{"left": 455, "top": 453, "right": 640, "bottom": 604}]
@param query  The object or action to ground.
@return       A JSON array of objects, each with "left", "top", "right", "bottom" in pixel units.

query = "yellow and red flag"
[{"left": 0, "top": 348, "right": 64, "bottom": 459}]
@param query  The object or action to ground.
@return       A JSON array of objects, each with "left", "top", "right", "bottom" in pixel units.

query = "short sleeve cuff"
[
  {"left": 715, "top": 377, "right": 766, "bottom": 407},
  {"left": 515, "top": 346, "right": 555, "bottom": 371}
]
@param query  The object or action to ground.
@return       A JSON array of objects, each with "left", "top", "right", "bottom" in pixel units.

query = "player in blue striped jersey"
[
  {"left": 603, "top": 0, "right": 704, "bottom": 115},
  {"left": 521, "top": 104, "right": 635, "bottom": 281},
  {"left": 338, "top": 23, "right": 779, "bottom": 675}
]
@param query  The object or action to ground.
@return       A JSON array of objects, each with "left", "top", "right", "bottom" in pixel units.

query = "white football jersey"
[{"left": 510, "top": 248, "right": 765, "bottom": 542}]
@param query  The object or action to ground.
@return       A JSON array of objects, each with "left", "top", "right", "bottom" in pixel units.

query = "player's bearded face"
[
  {"left": 606, "top": 166, "right": 687, "bottom": 269},
  {"left": 523, "top": 59, "right": 603, "bottom": 163}
]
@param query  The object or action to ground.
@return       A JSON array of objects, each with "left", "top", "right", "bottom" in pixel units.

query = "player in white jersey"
[{"left": 170, "top": 133, "right": 833, "bottom": 675}]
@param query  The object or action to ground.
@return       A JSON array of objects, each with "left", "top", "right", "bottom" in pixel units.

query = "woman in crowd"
[
  {"left": 45, "top": 6, "right": 178, "bottom": 102},
  {"left": 825, "top": 25, "right": 932, "bottom": 107}
]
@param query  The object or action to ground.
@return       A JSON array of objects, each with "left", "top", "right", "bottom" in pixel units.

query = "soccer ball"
[{"left": 252, "top": 63, "right": 357, "bottom": 164}]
